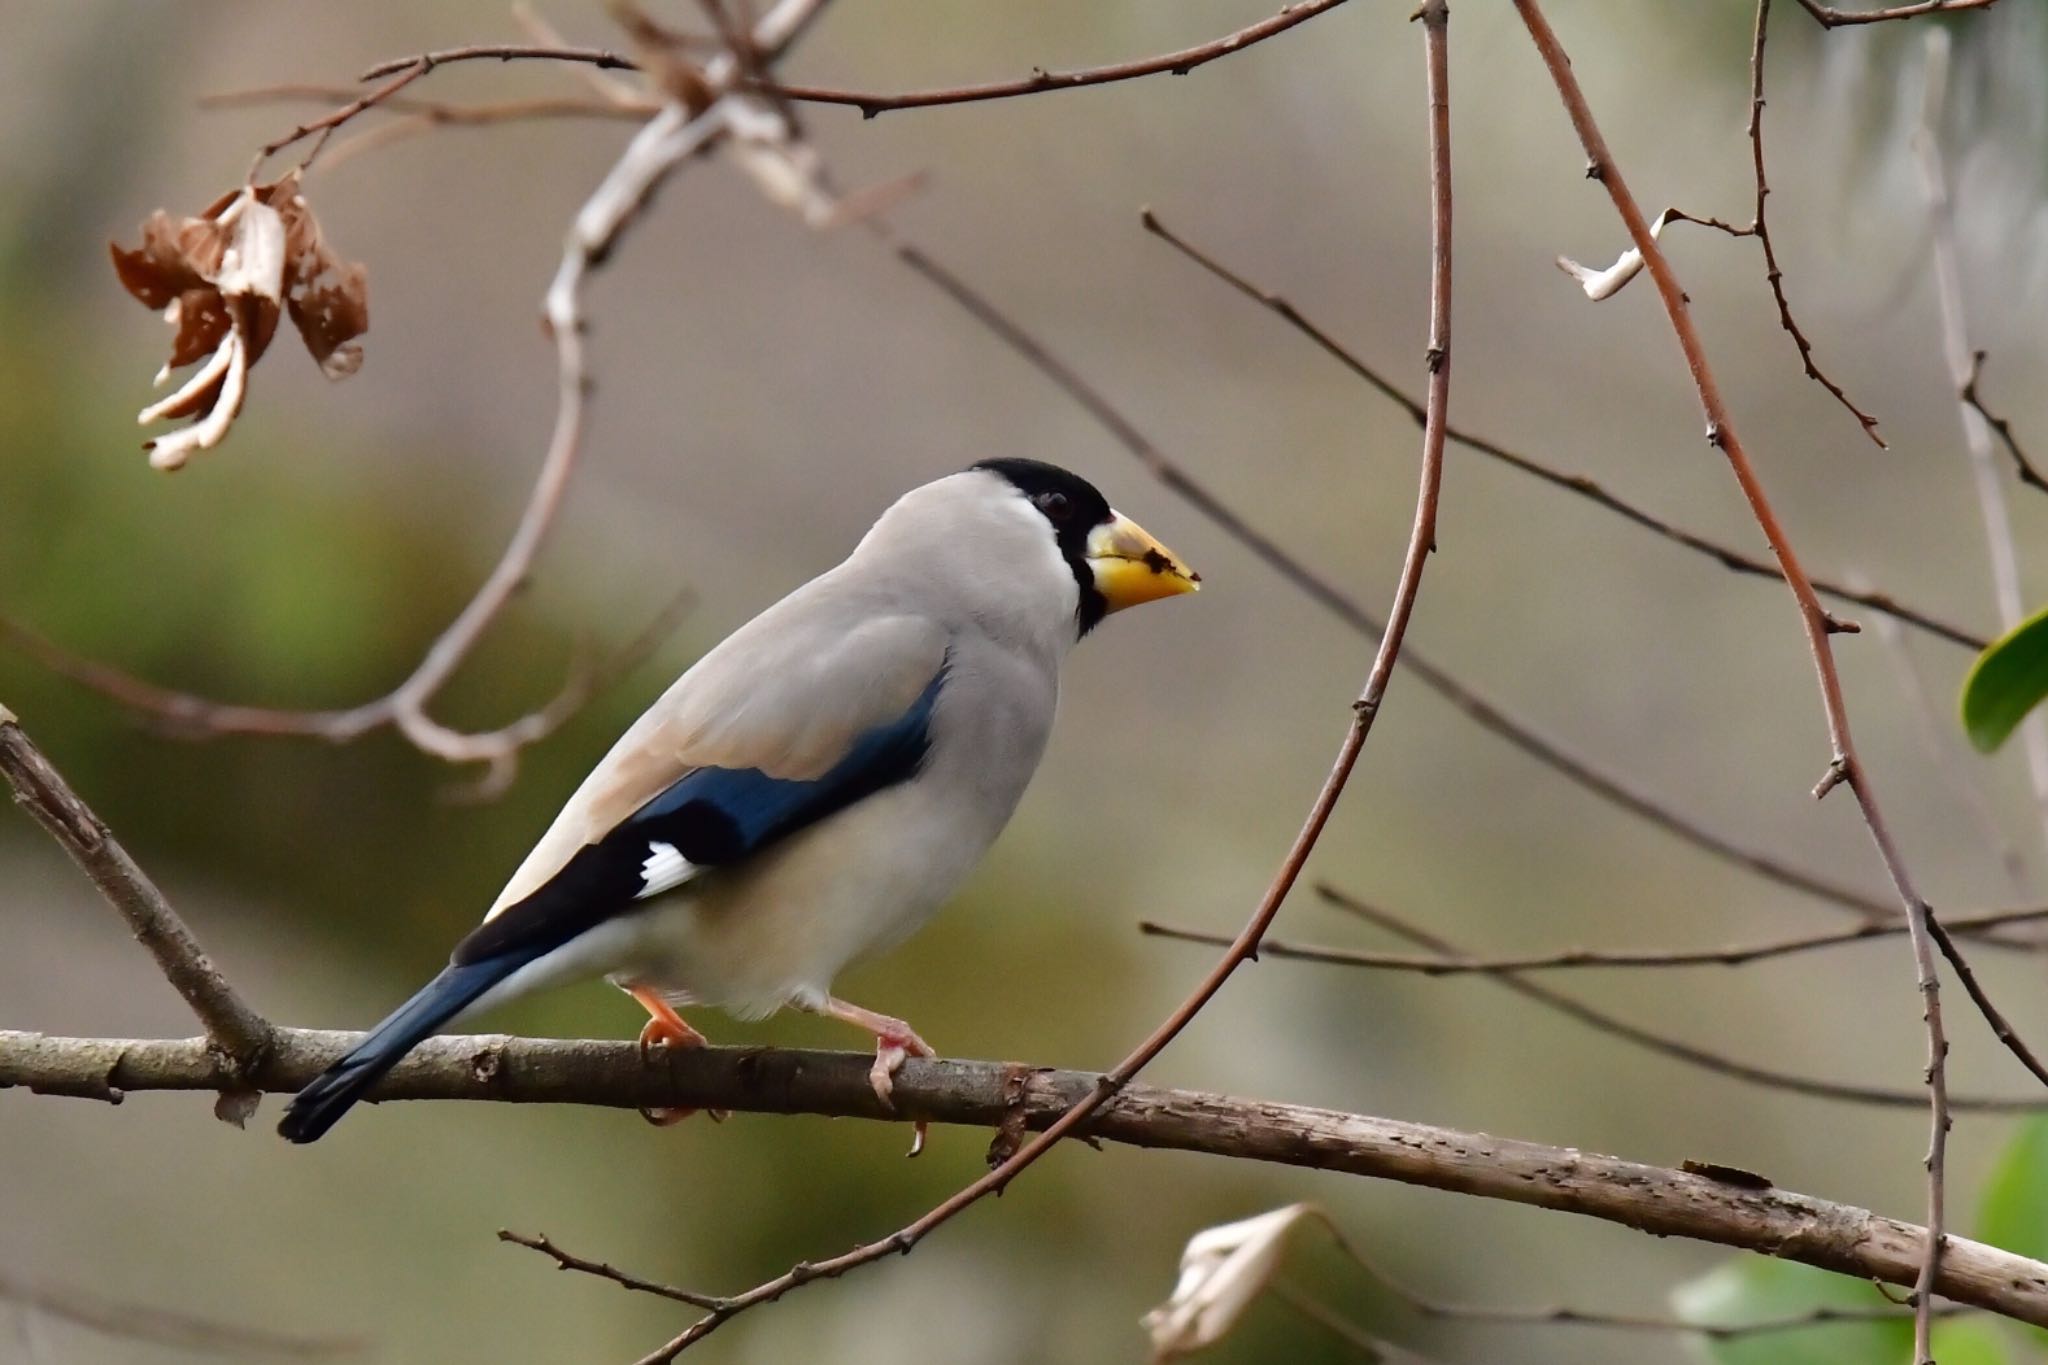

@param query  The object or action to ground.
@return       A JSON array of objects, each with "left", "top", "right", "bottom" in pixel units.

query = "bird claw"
[
  {"left": 866, "top": 1028, "right": 935, "bottom": 1158},
  {"left": 635, "top": 1005, "right": 717, "bottom": 1126}
]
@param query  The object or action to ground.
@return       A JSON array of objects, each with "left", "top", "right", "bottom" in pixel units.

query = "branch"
[
  {"left": 1142, "top": 898, "right": 2048, "bottom": 975},
  {"left": 1270, "top": 889, "right": 2036, "bottom": 1112},
  {"left": 760, "top": 0, "right": 1352, "bottom": 117},
  {"left": 614, "top": 12, "right": 1453, "bottom": 1358},
  {"left": 0, "top": 710, "right": 272, "bottom": 1083},
  {"left": 356, "top": 1, "right": 1357, "bottom": 119},
  {"left": 0, "top": 1271, "right": 361, "bottom": 1359},
  {"left": 888, "top": 237, "right": 1952, "bottom": 931},
  {"left": 1797, "top": 0, "right": 2001, "bottom": 25},
  {"left": 1510, "top": 5, "right": 1971, "bottom": 1354},
  {"left": 8, "top": 1029, "right": 2048, "bottom": 1333},
  {"left": 1962, "top": 352, "right": 2048, "bottom": 495},
  {"left": 359, "top": 44, "right": 639, "bottom": 83},
  {"left": 1326, "top": 1240, "right": 1956, "bottom": 1339},
  {"left": 1140, "top": 208, "right": 1979, "bottom": 648},
  {"left": 1745, "top": 0, "right": 1885, "bottom": 445},
  {"left": 1916, "top": 30, "right": 2048, "bottom": 858}
]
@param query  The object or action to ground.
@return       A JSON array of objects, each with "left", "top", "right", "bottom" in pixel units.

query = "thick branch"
[
  {"left": 0, "top": 711, "right": 271, "bottom": 1074},
  {"left": 7, "top": 1028, "right": 2048, "bottom": 1331}
]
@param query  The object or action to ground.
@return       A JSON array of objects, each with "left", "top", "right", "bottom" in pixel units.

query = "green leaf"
[
  {"left": 1670, "top": 1256, "right": 1912, "bottom": 1365},
  {"left": 1962, "top": 605, "right": 2048, "bottom": 752}
]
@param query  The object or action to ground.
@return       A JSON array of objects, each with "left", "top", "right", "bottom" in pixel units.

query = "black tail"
[{"left": 278, "top": 957, "right": 527, "bottom": 1143}]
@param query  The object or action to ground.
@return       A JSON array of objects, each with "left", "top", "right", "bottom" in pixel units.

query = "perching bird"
[{"left": 279, "top": 459, "right": 1198, "bottom": 1145}]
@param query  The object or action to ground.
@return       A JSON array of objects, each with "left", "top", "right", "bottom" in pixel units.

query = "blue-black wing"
[{"left": 451, "top": 660, "right": 948, "bottom": 966}]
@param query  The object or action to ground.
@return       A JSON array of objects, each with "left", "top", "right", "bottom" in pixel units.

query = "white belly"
[{"left": 613, "top": 776, "right": 999, "bottom": 1017}]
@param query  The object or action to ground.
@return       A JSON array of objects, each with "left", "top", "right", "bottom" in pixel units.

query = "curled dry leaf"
[
  {"left": 111, "top": 172, "right": 367, "bottom": 470},
  {"left": 1142, "top": 1202, "right": 1338, "bottom": 1361},
  {"left": 1556, "top": 206, "right": 1685, "bottom": 302}
]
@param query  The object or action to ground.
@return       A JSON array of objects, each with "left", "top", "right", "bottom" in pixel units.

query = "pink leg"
[
  {"left": 810, "top": 996, "right": 935, "bottom": 1157},
  {"left": 624, "top": 984, "right": 724, "bottom": 1127}
]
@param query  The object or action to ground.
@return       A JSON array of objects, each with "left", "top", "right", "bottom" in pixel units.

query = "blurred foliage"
[{"left": 1673, "top": 1114, "right": 2048, "bottom": 1363}]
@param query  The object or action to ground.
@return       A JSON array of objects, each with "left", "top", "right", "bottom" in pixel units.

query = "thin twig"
[
  {"left": 494, "top": 1232, "right": 726, "bottom": 1310},
  {"left": 0, "top": 708, "right": 273, "bottom": 1086},
  {"left": 249, "top": 57, "right": 435, "bottom": 180},
  {"left": 1323, "top": 1248, "right": 1954, "bottom": 1338},
  {"left": 1924, "top": 908, "right": 2048, "bottom": 1092},
  {"left": 1797, "top": 0, "right": 2000, "bottom": 25},
  {"left": 1746, "top": 0, "right": 1885, "bottom": 445},
  {"left": 760, "top": 0, "right": 1353, "bottom": 117},
  {"left": 886, "top": 238, "right": 1922, "bottom": 927},
  {"left": 356, "top": 1, "right": 1356, "bottom": 118},
  {"left": 1962, "top": 352, "right": 2048, "bottom": 495},
  {"left": 1301, "top": 889, "right": 2032, "bottom": 1113},
  {"left": 0, "top": 591, "right": 693, "bottom": 789},
  {"left": 1269, "top": 1283, "right": 1412, "bottom": 1358},
  {"left": 1139, "top": 208, "right": 1980, "bottom": 647},
  {"left": 10, "top": 1029, "right": 2048, "bottom": 1333},
  {"left": 359, "top": 44, "right": 639, "bottom": 82},
  {"left": 1869, "top": 610, "right": 2025, "bottom": 888},
  {"left": 1141, "top": 897, "right": 2048, "bottom": 975},
  {"left": 1917, "top": 30, "right": 2048, "bottom": 860},
  {"left": 0, "top": 1272, "right": 362, "bottom": 1358},
  {"left": 625, "top": 13, "right": 1452, "bottom": 1359},
  {"left": 1510, "top": 6, "right": 1957, "bottom": 1354}
]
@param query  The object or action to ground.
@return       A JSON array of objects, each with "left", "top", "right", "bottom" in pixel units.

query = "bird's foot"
[
  {"left": 819, "top": 997, "right": 934, "bottom": 1157},
  {"left": 628, "top": 986, "right": 726, "bottom": 1126}
]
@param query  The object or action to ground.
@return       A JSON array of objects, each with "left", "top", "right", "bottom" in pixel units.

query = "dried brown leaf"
[
  {"left": 112, "top": 173, "right": 367, "bottom": 469},
  {"left": 273, "top": 181, "right": 368, "bottom": 378}
]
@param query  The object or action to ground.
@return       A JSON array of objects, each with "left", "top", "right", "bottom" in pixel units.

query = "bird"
[{"left": 278, "top": 459, "right": 1199, "bottom": 1146}]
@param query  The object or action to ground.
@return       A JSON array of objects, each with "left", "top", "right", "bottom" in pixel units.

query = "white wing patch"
[{"left": 637, "top": 840, "right": 699, "bottom": 901}]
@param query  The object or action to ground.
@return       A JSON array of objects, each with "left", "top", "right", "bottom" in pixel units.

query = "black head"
[{"left": 971, "top": 458, "right": 1117, "bottom": 633}]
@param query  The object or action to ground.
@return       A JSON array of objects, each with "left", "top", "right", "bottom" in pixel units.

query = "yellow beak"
[{"left": 1086, "top": 512, "right": 1201, "bottom": 614}]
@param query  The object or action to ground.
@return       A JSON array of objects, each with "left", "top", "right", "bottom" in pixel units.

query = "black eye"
[{"left": 1036, "top": 491, "right": 1073, "bottom": 523}]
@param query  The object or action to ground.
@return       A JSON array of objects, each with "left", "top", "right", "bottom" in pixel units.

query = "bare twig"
[
  {"left": 359, "top": 44, "right": 638, "bottom": 82},
  {"left": 1797, "top": 0, "right": 2001, "bottom": 25},
  {"left": 1924, "top": 908, "right": 2048, "bottom": 1092},
  {"left": 1139, "top": 208, "right": 1980, "bottom": 647},
  {"left": 0, "top": 592, "right": 693, "bottom": 791},
  {"left": 1869, "top": 610, "right": 2025, "bottom": 888},
  {"left": 249, "top": 57, "right": 436, "bottom": 180},
  {"left": 1962, "top": 353, "right": 2048, "bottom": 495},
  {"left": 1141, "top": 897, "right": 2048, "bottom": 975},
  {"left": 357, "top": 1, "right": 1357, "bottom": 118},
  {"left": 1301, "top": 889, "right": 2033, "bottom": 1113},
  {"left": 1917, "top": 30, "right": 2048, "bottom": 860},
  {"left": 761, "top": 0, "right": 1352, "bottom": 117},
  {"left": 494, "top": 1232, "right": 726, "bottom": 1310},
  {"left": 1511, "top": 6, "right": 1960, "bottom": 1353},
  {"left": 889, "top": 237, "right": 1926, "bottom": 927},
  {"left": 615, "top": 13, "right": 1452, "bottom": 1358},
  {"left": 0, "top": 1272, "right": 362, "bottom": 1358},
  {"left": 1746, "top": 0, "right": 1885, "bottom": 445},
  {"left": 1329, "top": 1250, "right": 1952, "bottom": 1338},
  {"left": 10, "top": 1029, "right": 2048, "bottom": 1332},
  {"left": 1269, "top": 1283, "right": 1412, "bottom": 1358},
  {"left": 0, "top": 709, "right": 273, "bottom": 1086}
]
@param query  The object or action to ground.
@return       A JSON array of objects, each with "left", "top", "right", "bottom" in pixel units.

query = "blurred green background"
[{"left": 7, "top": 2, "right": 2048, "bottom": 1361}]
